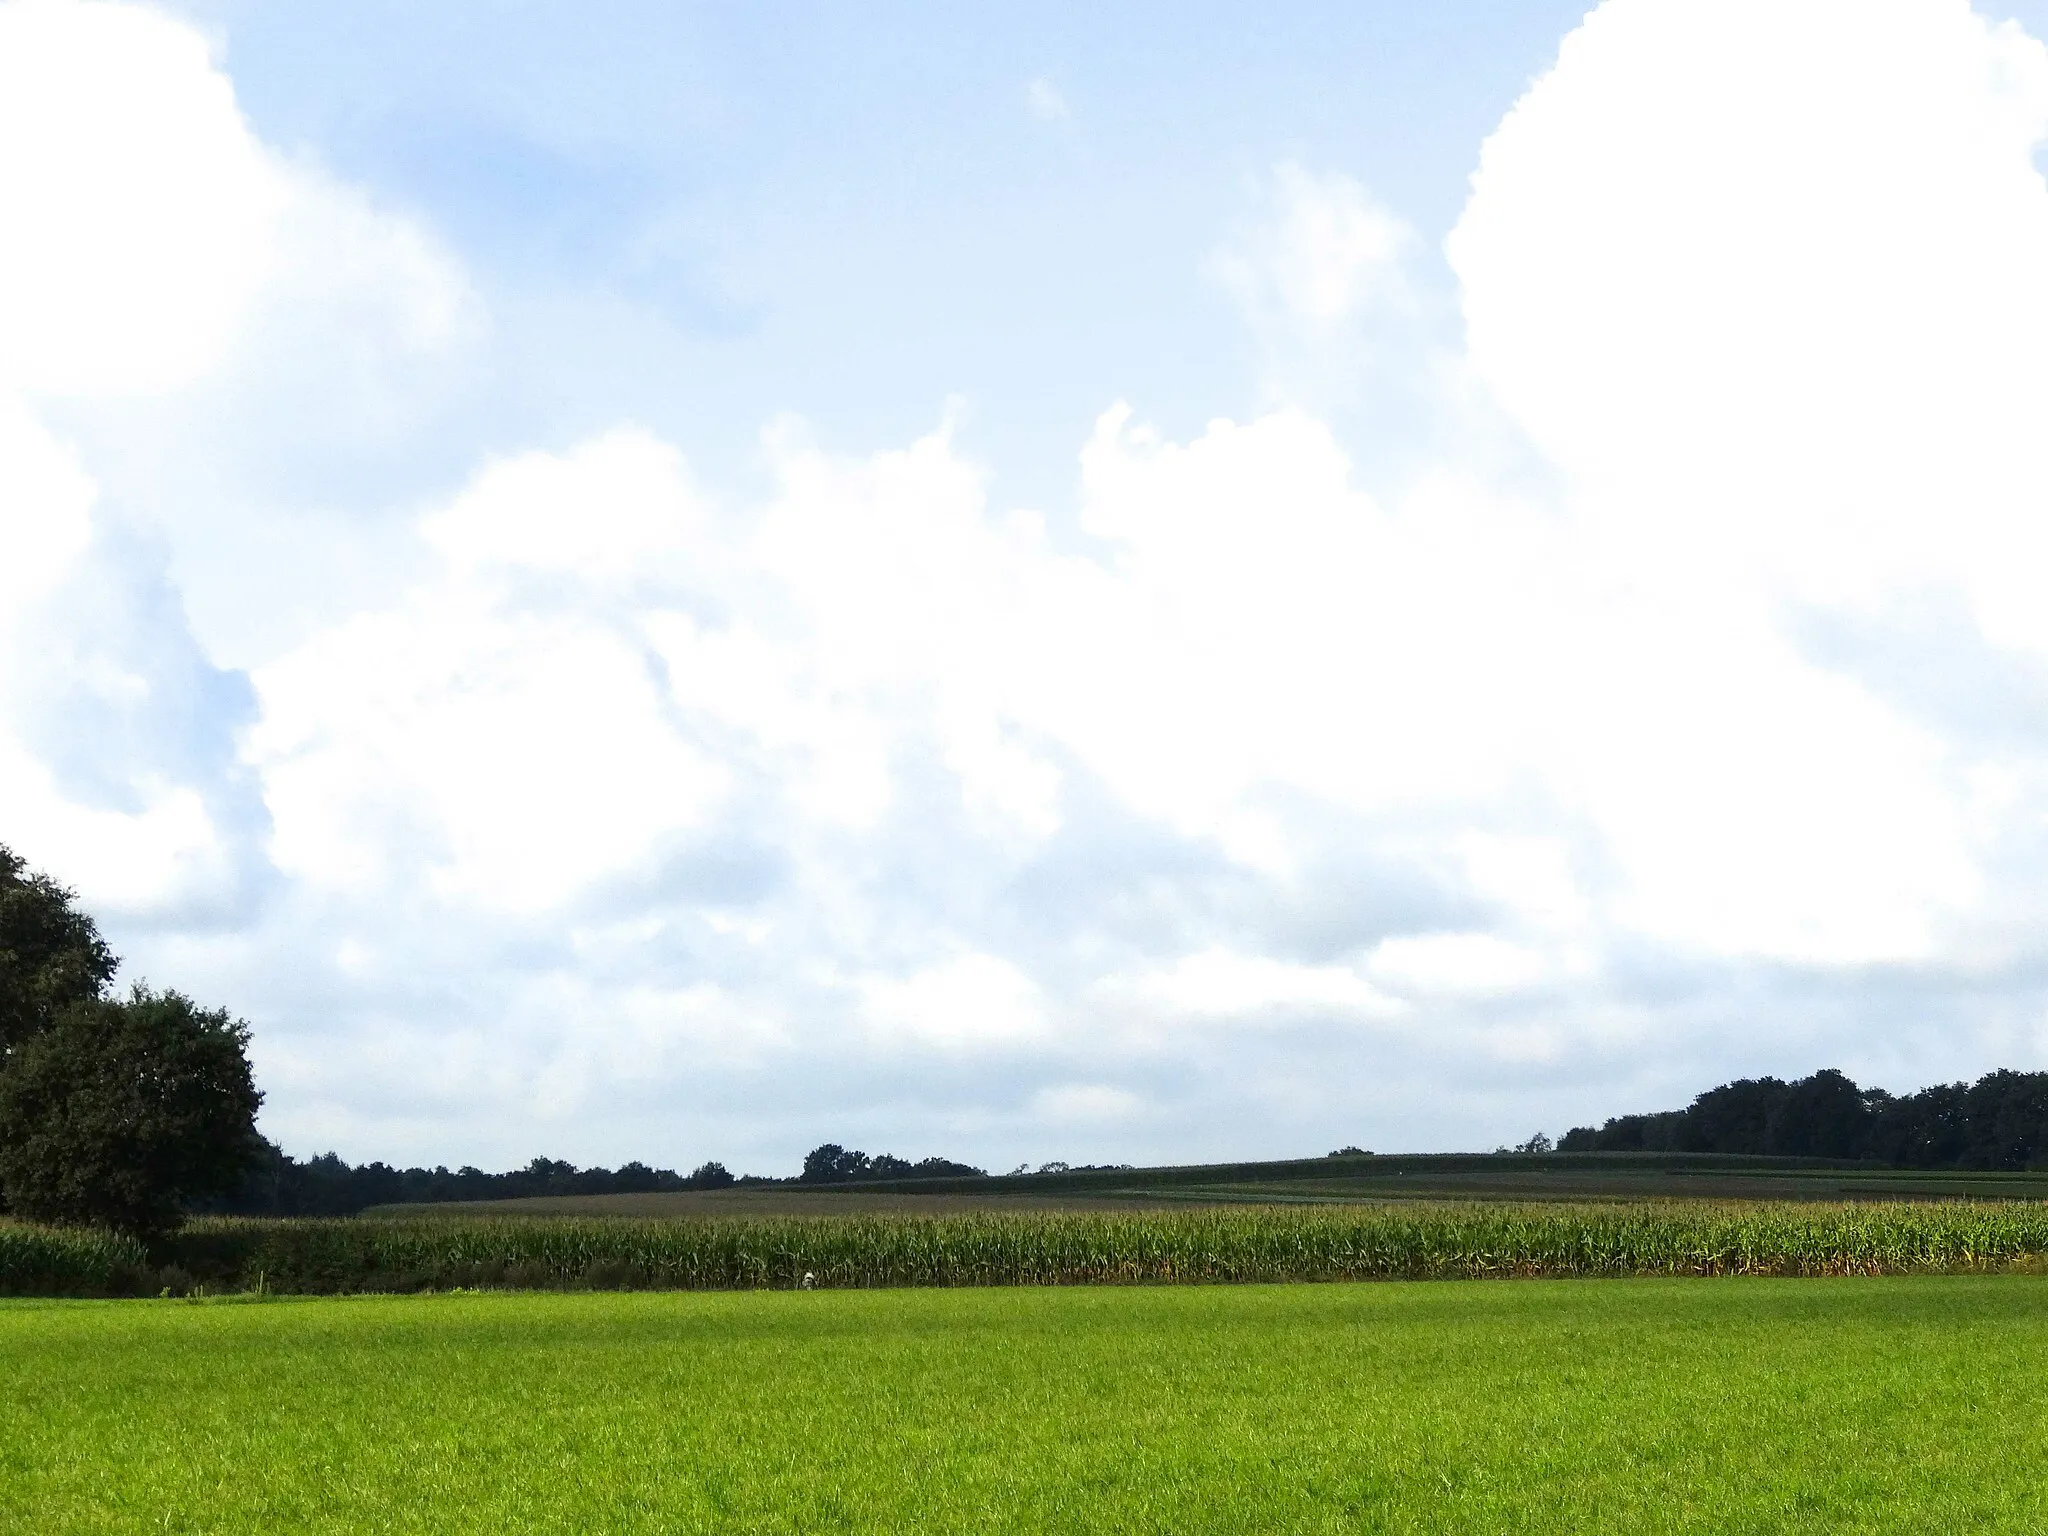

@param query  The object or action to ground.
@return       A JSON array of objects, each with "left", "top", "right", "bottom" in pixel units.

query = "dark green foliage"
[
  {"left": 901, "top": 1156, "right": 988, "bottom": 1179},
  {"left": 213, "top": 1146, "right": 749, "bottom": 1216},
  {"left": 802, "top": 1143, "right": 869, "bottom": 1182},
  {"left": 0, "top": 843, "right": 117, "bottom": 1053},
  {"left": 0, "top": 846, "right": 264, "bottom": 1238},
  {"left": 1558, "top": 1109, "right": 1688, "bottom": 1152},
  {"left": 1560, "top": 1066, "right": 2048, "bottom": 1169},
  {"left": 1681, "top": 1076, "right": 1787, "bottom": 1152},
  {"left": 1768, "top": 1069, "right": 1871, "bottom": 1157},
  {"left": 802, "top": 1144, "right": 986, "bottom": 1184},
  {"left": 0, "top": 988, "right": 263, "bottom": 1239}
]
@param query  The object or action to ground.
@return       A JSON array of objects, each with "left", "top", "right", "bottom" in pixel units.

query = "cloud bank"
[{"left": 8, "top": 0, "right": 2048, "bottom": 1169}]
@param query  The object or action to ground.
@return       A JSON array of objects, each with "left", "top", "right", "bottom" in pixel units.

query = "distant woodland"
[
  {"left": 1562, "top": 1068, "right": 2048, "bottom": 1169},
  {"left": 208, "top": 1141, "right": 991, "bottom": 1217}
]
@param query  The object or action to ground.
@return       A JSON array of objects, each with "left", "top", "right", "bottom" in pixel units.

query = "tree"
[
  {"left": 800, "top": 1144, "right": 872, "bottom": 1184},
  {"left": 1763, "top": 1069, "right": 1869, "bottom": 1159},
  {"left": 0, "top": 843, "right": 117, "bottom": 1052},
  {"left": 0, "top": 987, "right": 263, "bottom": 1239},
  {"left": 912, "top": 1156, "right": 985, "bottom": 1178},
  {"left": 1681, "top": 1077, "right": 1788, "bottom": 1154},
  {"left": 1958, "top": 1070, "right": 2048, "bottom": 1170}
]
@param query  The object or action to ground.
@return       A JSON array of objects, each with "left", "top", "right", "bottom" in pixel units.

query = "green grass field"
[{"left": 6, "top": 1277, "right": 2048, "bottom": 1533}]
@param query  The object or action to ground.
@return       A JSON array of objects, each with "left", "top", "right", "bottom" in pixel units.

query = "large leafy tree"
[
  {"left": 0, "top": 843, "right": 117, "bottom": 1052},
  {"left": 0, "top": 988, "right": 264, "bottom": 1239},
  {"left": 0, "top": 844, "right": 263, "bottom": 1238},
  {"left": 800, "top": 1143, "right": 871, "bottom": 1183}
]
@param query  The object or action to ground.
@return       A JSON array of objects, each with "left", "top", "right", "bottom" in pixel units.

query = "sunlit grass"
[{"left": 5, "top": 1277, "right": 2048, "bottom": 1532}]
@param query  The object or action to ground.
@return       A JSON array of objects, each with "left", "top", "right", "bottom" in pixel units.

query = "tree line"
[
  {"left": 210, "top": 1142, "right": 988, "bottom": 1216},
  {"left": 797, "top": 1143, "right": 985, "bottom": 1184},
  {"left": 209, "top": 1146, "right": 743, "bottom": 1217},
  {"left": 1560, "top": 1067, "right": 2048, "bottom": 1167}
]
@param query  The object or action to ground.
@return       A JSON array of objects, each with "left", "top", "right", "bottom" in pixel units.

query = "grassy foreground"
[{"left": 5, "top": 1278, "right": 2048, "bottom": 1533}]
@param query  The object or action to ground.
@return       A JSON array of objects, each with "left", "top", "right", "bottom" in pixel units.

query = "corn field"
[
  {"left": 0, "top": 1201, "right": 2027, "bottom": 1295},
  {"left": 0, "top": 1221, "right": 152, "bottom": 1296}
]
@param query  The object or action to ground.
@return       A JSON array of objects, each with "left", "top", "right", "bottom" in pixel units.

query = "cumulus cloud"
[
  {"left": 15, "top": 0, "right": 2048, "bottom": 1168},
  {"left": 0, "top": 0, "right": 276, "bottom": 397},
  {"left": 0, "top": 394, "right": 244, "bottom": 919},
  {"left": 0, "top": 0, "right": 468, "bottom": 405},
  {"left": 0, "top": 0, "right": 469, "bottom": 918},
  {"left": 249, "top": 431, "right": 729, "bottom": 918},
  {"left": 238, "top": 372, "right": 1976, "bottom": 1156},
  {"left": 1445, "top": 0, "right": 2048, "bottom": 963},
  {"left": 1449, "top": 0, "right": 2048, "bottom": 616},
  {"left": 0, "top": 0, "right": 475, "bottom": 675}
]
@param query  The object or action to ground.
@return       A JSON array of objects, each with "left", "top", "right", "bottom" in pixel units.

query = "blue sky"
[
  {"left": 10, "top": 0, "right": 2048, "bottom": 1175},
  {"left": 175, "top": 1, "right": 1591, "bottom": 503}
]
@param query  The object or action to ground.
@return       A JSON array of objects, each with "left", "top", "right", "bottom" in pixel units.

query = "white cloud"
[
  {"left": 0, "top": 404, "right": 95, "bottom": 615},
  {"left": 1366, "top": 933, "right": 1570, "bottom": 1001},
  {"left": 17, "top": 0, "right": 2048, "bottom": 1168},
  {"left": 249, "top": 437, "right": 730, "bottom": 911},
  {"left": 0, "top": 373, "right": 245, "bottom": 919},
  {"left": 423, "top": 429, "right": 707, "bottom": 585},
  {"left": 1031, "top": 1083, "right": 1144, "bottom": 1125},
  {"left": 0, "top": 0, "right": 468, "bottom": 406},
  {"left": 1106, "top": 950, "right": 1401, "bottom": 1022},
  {"left": 0, "top": 0, "right": 473, "bottom": 920},
  {"left": 0, "top": 0, "right": 278, "bottom": 396},
  {"left": 1442, "top": 0, "right": 2040, "bottom": 964},
  {"left": 0, "top": 746, "right": 226, "bottom": 913},
  {"left": 1448, "top": 0, "right": 2048, "bottom": 619},
  {"left": 860, "top": 954, "right": 1049, "bottom": 1049}
]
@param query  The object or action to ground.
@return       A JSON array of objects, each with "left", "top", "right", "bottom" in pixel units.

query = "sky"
[{"left": 8, "top": 0, "right": 2048, "bottom": 1175}]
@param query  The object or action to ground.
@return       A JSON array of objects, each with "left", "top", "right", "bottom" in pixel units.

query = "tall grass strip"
[
  {"left": 0, "top": 1221, "right": 151, "bottom": 1296},
  {"left": 137, "top": 1200, "right": 2048, "bottom": 1295}
]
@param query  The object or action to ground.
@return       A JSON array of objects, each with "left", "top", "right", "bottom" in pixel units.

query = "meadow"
[{"left": 5, "top": 1276, "right": 2048, "bottom": 1532}]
